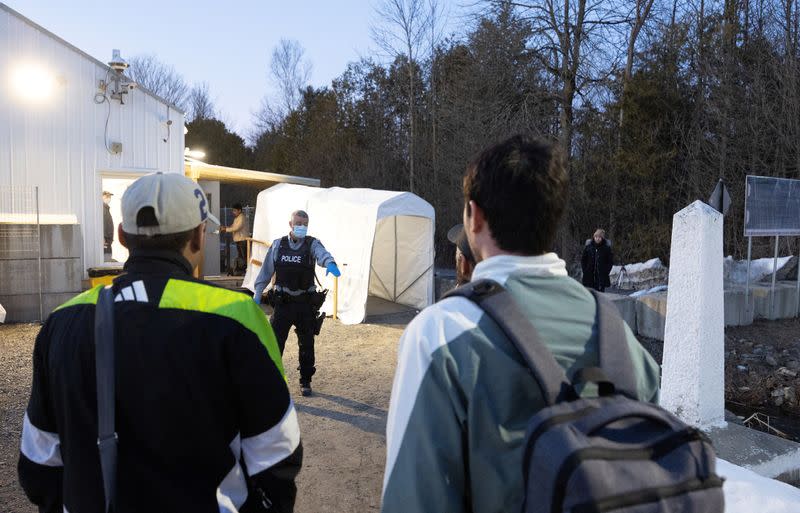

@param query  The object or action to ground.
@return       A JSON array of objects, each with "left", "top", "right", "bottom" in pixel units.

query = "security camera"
[{"left": 122, "top": 80, "right": 137, "bottom": 90}]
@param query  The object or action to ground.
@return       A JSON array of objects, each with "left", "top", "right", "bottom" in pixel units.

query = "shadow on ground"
[{"left": 295, "top": 392, "right": 388, "bottom": 437}]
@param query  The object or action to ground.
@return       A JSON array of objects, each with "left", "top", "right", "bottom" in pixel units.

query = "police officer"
[{"left": 253, "top": 209, "right": 340, "bottom": 397}]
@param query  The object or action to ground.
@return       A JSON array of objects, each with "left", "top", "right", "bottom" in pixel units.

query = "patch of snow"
[
  {"left": 745, "top": 448, "right": 800, "bottom": 482},
  {"left": 610, "top": 257, "right": 664, "bottom": 275},
  {"left": 0, "top": 302, "right": 5, "bottom": 323},
  {"left": 630, "top": 285, "right": 668, "bottom": 298},
  {"left": 724, "top": 255, "right": 793, "bottom": 285},
  {"left": 719, "top": 458, "right": 800, "bottom": 512}
]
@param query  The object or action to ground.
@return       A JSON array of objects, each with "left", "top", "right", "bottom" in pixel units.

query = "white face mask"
[{"left": 293, "top": 225, "right": 308, "bottom": 238}]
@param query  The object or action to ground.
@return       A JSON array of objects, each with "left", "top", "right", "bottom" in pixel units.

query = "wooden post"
[{"left": 333, "top": 276, "right": 338, "bottom": 320}]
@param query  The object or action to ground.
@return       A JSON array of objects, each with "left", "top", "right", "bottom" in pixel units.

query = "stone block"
[
  {"left": 606, "top": 293, "right": 637, "bottom": 332},
  {"left": 0, "top": 258, "right": 82, "bottom": 295},
  {"left": 0, "top": 223, "right": 83, "bottom": 260},
  {"left": 0, "top": 292, "right": 80, "bottom": 322},
  {"left": 635, "top": 292, "right": 667, "bottom": 340},
  {"left": 724, "top": 287, "right": 754, "bottom": 326},
  {"left": 751, "top": 283, "right": 799, "bottom": 320},
  {"left": 40, "top": 224, "right": 83, "bottom": 259}
]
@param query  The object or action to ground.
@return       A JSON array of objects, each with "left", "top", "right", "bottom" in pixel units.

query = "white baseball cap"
[{"left": 121, "top": 172, "right": 219, "bottom": 236}]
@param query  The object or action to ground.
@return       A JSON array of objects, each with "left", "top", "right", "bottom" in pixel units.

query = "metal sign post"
[
  {"left": 745, "top": 236, "right": 752, "bottom": 312},
  {"left": 796, "top": 238, "right": 800, "bottom": 317},
  {"left": 770, "top": 236, "right": 779, "bottom": 319}
]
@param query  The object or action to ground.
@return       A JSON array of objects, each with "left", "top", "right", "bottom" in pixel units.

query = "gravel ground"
[{"left": 0, "top": 323, "right": 39, "bottom": 513}]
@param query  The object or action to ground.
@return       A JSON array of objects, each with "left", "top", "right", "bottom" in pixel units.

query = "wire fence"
[{"left": 0, "top": 186, "right": 43, "bottom": 320}]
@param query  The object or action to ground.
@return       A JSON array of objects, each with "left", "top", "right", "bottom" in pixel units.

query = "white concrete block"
[{"left": 660, "top": 200, "right": 725, "bottom": 428}]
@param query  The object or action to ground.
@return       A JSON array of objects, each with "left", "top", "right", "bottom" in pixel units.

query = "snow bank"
[
  {"left": 724, "top": 255, "right": 794, "bottom": 285},
  {"left": 610, "top": 258, "right": 669, "bottom": 291},
  {"left": 719, "top": 458, "right": 800, "bottom": 512}
]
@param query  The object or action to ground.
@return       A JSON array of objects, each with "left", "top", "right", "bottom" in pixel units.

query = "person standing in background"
[
  {"left": 581, "top": 228, "right": 614, "bottom": 292},
  {"left": 220, "top": 203, "right": 248, "bottom": 275},
  {"left": 102, "top": 191, "right": 114, "bottom": 262}
]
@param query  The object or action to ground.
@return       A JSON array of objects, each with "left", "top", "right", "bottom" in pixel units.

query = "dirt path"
[{"left": 0, "top": 316, "right": 405, "bottom": 513}]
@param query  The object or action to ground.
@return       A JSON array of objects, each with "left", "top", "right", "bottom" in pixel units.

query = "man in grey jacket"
[
  {"left": 253, "top": 210, "right": 340, "bottom": 397},
  {"left": 381, "top": 135, "right": 660, "bottom": 513}
]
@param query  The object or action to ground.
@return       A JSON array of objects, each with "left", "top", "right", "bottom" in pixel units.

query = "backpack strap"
[
  {"left": 94, "top": 286, "right": 117, "bottom": 512},
  {"left": 443, "top": 279, "right": 575, "bottom": 406},
  {"left": 589, "top": 290, "right": 638, "bottom": 399}
]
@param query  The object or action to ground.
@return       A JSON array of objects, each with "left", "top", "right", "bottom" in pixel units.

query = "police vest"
[{"left": 275, "top": 236, "right": 316, "bottom": 292}]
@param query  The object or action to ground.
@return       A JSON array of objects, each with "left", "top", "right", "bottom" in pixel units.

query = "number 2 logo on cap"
[{"left": 194, "top": 189, "right": 208, "bottom": 221}]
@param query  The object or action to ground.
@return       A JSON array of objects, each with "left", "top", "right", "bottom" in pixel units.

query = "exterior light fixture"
[
  {"left": 185, "top": 147, "right": 206, "bottom": 159},
  {"left": 10, "top": 62, "right": 56, "bottom": 103}
]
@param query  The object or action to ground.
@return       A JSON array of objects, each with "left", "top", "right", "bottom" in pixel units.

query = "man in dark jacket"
[
  {"left": 102, "top": 191, "right": 114, "bottom": 261},
  {"left": 18, "top": 173, "right": 302, "bottom": 513},
  {"left": 581, "top": 228, "right": 614, "bottom": 292}
]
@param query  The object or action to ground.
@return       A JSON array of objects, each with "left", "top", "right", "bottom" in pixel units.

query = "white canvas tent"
[{"left": 243, "top": 184, "right": 435, "bottom": 324}]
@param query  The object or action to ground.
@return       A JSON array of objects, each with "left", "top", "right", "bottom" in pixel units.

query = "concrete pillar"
[{"left": 661, "top": 200, "right": 725, "bottom": 428}]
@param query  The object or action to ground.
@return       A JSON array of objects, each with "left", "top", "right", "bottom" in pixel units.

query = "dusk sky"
[{"left": 5, "top": 0, "right": 442, "bottom": 138}]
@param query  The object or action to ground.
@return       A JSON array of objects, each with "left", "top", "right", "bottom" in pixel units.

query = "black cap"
[{"left": 447, "top": 224, "right": 474, "bottom": 263}]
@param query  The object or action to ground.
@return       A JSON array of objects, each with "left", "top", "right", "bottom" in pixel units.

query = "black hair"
[{"left": 463, "top": 135, "right": 568, "bottom": 254}]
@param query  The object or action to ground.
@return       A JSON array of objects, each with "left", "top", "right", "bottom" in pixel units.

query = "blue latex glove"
[{"left": 326, "top": 262, "right": 341, "bottom": 277}]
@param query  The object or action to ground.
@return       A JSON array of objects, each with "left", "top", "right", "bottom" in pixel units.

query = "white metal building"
[{"left": 0, "top": 3, "right": 185, "bottom": 272}]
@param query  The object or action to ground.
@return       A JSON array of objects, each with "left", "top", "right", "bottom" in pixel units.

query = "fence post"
[
  {"left": 36, "top": 187, "right": 43, "bottom": 321},
  {"left": 333, "top": 276, "right": 338, "bottom": 320}
]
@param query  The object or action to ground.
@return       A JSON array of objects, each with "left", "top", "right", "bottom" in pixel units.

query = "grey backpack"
[{"left": 445, "top": 279, "right": 724, "bottom": 513}]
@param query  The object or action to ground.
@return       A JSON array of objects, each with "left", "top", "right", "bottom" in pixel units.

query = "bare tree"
[
  {"left": 373, "top": 0, "right": 430, "bottom": 193},
  {"left": 620, "top": 0, "right": 657, "bottom": 129},
  {"left": 487, "top": 0, "right": 628, "bottom": 159},
  {"left": 187, "top": 81, "right": 215, "bottom": 121},
  {"left": 427, "top": 0, "right": 447, "bottom": 198},
  {"left": 271, "top": 39, "right": 312, "bottom": 116},
  {"left": 128, "top": 54, "right": 190, "bottom": 109},
  {"left": 253, "top": 39, "right": 312, "bottom": 135}
]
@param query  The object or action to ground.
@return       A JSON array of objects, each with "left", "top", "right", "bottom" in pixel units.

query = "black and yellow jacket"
[{"left": 18, "top": 250, "right": 302, "bottom": 513}]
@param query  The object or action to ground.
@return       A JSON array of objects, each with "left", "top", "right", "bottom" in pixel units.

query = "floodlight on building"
[
  {"left": 10, "top": 62, "right": 56, "bottom": 103},
  {"left": 185, "top": 147, "right": 206, "bottom": 159}
]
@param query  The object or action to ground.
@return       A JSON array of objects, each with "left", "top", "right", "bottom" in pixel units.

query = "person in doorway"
[
  {"left": 253, "top": 210, "right": 340, "bottom": 397},
  {"left": 220, "top": 203, "right": 249, "bottom": 275},
  {"left": 102, "top": 191, "right": 114, "bottom": 261},
  {"left": 447, "top": 224, "right": 476, "bottom": 286},
  {"left": 18, "top": 172, "right": 301, "bottom": 513},
  {"left": 581, "top": 228, "right": 614, "bottom": 292}
]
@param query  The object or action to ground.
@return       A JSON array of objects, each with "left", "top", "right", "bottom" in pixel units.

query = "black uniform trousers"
[{"left": 270, "top": 301, "right": 317, "bottom": 385}]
